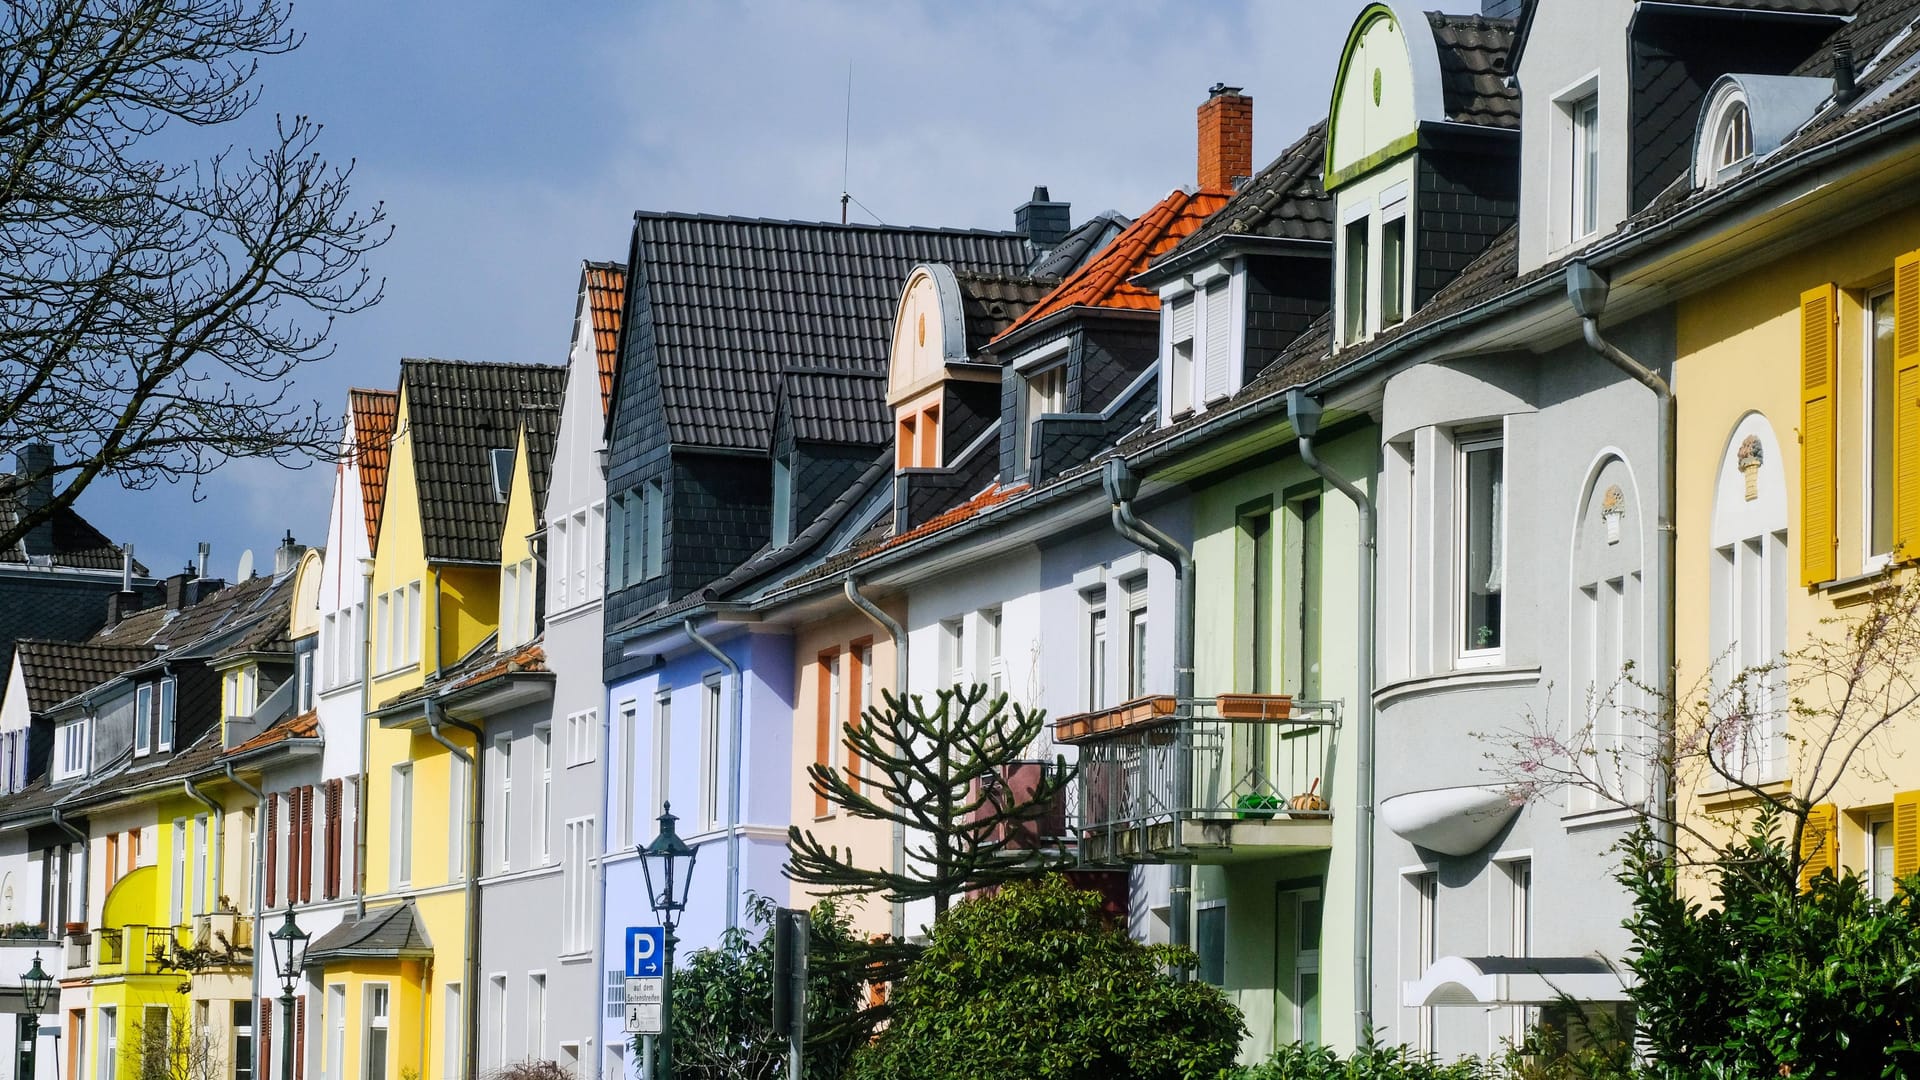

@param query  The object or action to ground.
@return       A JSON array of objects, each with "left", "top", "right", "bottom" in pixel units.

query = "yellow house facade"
[
  {"left": 1674, "top": 192, "right": 1920, "bottom": 894},
  {"left": 319, "top": 358, "right": 562, "bottom": 1080}
]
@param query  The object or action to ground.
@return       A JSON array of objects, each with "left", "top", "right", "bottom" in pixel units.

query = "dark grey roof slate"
[
  {"left": 0, "top": 479, "right": 142, "bottom": 572},
  {"left": 1428, "top": 13, "right": 1521, "bottom": 129},
  {"left": 955, "top": 273, "right": 1059, "bottom": 354},
  {"left": 400, "top": 359, "right": 566, "bottom": 563},
  {"left": 1158, "top": 121, "right": 1332, "bottom": 267},
  {"left": 1027, "top": 211, "right": 1131, "bottom": 280},
  {"left": 780, "top": 369, "right": 891, "bottom": 445},
  {"left": 521, "top": 402, "right": 562, "bottom": 520},
  {"left": 631, "top": 213, "right": 1032, "bottom": 451},
  {"left": 13, "top": 640, "right": 157, "bottom": 713},
  {"left": 305, "top": 900, "right": 433, "bottom": 962}
]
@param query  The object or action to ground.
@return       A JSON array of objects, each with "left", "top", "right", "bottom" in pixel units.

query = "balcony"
[{"left": 1058, "top": 694, "right": 1339, "bottom": 864}]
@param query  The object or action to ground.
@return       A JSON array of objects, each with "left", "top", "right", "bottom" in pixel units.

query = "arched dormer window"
[{"left": 1715, "top": 99, "right": 1753, "bottom": 177}]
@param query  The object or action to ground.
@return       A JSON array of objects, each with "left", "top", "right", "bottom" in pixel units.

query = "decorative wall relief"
[
  {"left": 1602, "top": 484, "right": 1625, "bottom": 545},
  {"left": 1737, "top": 434, "right": 1764, "bottom": 501}
]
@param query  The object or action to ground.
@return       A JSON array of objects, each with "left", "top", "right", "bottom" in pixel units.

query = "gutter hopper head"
[
  {"left": 1101, "top": 456, "right": 1140, "bottom": 505},
  {"left": 1567, "top": 260, "right": 1609, "bottom": 319},
  {"left": 1286, "top": 389, "right": 1324, "bottom": 440}
]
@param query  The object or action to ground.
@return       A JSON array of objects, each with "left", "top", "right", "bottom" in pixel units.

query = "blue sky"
[{"left": 76, "top": 0, "right": 1362, "bottom": 579}]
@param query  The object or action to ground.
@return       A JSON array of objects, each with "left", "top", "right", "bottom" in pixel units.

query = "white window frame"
[
  {"left": 1869, "top": 814, "right": 1896, "bottom": 901},
  {"left": 617, "top": 703, "right": 638, "bottom": 848},
  {"left": 389, "top": 765, "right": 413, "bottom": 887},
  {"left": 551, "top": 515, "right": 571, "bottom": 611},
  {"left": 1122, "top": 575, "right": 1150, "bottom": 700},
  {"left": 1556, "top": 75, "right": 1602, "bottom": 246},
  {"left": 1865, "top": 285, "right": 1897, "bottom": 572},
  {"left": 449, "top": 753, "right": 469, "bottom": 879},
  {"left": 527, "top": 971, "right": 548, "bottom": 1057},
  {"left": 135, "top": 683, "right": 153, "bottom": 756},
  {"left": 486, "top": 975, "right": 507, "bottom": 1067},
  {"left": 1455, "top": 428, "right": 1506, "bottom": 665},
  {"left": 99, "top": 1005, "right": 118, "bottom": 1080},
  {"left": 652, "top": 690, "right": 672, "bottom": 821},
  {"left": 363, "top": 983, "right": 390, "bottom": 1080},
  {"left": 442, "top": 982, "right": 462, "bottom": 1080},
  {"left": 701, "top": 677, "right": 723, "bottom": 831},
  {"left": 494, "top": 735, "right": 513, "bottom": 873},
  {"left": 536, "top": 724, "right": 553, "bottom": 865}
]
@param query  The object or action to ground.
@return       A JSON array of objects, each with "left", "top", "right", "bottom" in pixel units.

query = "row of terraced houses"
[{"left": 6, "top": 0, "right": 1920, "bottom": 1076}]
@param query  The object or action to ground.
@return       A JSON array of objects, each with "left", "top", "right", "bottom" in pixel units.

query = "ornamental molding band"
[{"left": 1378, "top": 784, "right": 1520, "bottom": 856}]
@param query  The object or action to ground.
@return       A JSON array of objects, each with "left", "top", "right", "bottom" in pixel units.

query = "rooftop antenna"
[{"left": 841, "top": 61, "right": 852, "bottom": 225}]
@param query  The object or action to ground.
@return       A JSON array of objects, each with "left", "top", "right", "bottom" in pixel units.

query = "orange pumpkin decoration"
[{"left": 1288, "top": 777, "right": 1326, "bottom": 816}]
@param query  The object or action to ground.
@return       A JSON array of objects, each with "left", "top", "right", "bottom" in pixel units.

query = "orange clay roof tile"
[
  {"left": 992, "top": 188, "right": 1231, "bottom": 344},
  {"left": 228, "top": 709, "right": 320, "bottom": 755},
  {"left": 584, "top": 263, "right": 626, "bottom": 420},
  {"left": 348, "top": 388, "right": 399, "bottom": 552}
]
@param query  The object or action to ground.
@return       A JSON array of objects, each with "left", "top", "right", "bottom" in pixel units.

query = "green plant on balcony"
[
  {"left": 1234, "top": 793, "right": 1282, "bottom": 820},
  {"left": 0, "top": 921, "right": 47, "bottom": 939}
]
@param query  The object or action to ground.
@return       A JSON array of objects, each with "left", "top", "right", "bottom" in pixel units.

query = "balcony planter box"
[
  {"left": 1055, "top": 695, "right": 1177, "bottom": 744},
  {"left": 1215, "top": 693, "right": 1293, "bottom": 721}
]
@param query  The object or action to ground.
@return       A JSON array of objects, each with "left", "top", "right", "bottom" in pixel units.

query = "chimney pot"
[
  {"left": 1197, "top": 85, "right": 1254, "bottom": 193},
  {"left": 274, "top": 530, "right": 306, "bottom": 577},
  {"left": 13, "top": 444, "right": 54, "bottom": 557},
  {"left": 1833, "top": 38, "right": 1858, "bottom": 104}
]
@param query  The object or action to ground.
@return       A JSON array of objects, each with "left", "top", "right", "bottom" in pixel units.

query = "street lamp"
[
  {"left": 638, "top": 803, "right": 698, "bottom": 1080},
  {"left": 268, "top": 906, "right": 309, "bottom": 1080},
  {"left": 18, "top": 953, "right": 53, "bottom": 1080}
]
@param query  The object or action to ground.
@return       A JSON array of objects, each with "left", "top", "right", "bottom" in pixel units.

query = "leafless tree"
[
  {"left": 131, "top": 1013, "right": 221, "bottom": 1080},
  {"left": 0, "top": 0, "right": 389, "bottom": 552},
  {"left": 1483, "top": 576, "right": 1920, "bottom": 875}
]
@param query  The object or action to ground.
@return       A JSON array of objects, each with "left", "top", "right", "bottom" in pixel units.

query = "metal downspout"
[
  {"left": 1100, "top": 458, "right": 1195, "bottom": 975},
  {"left": 357, "top": 558, "right": 374, "bottom": 918},
  {"left": 223, "top": 764, "right": 267, "bottom": 1080},
  {"left": 1568, "top": 261, "right": 1678, "bottom": 857},
  {"left": 1286, "top": 389, "right": 1378, "bottom": 1042},
  {"left": 684, "top": 619, "right": 744, "bottom": 933},
  {"left": 183, "top": 779, "right": 225, "bottom": 918},
  {"left": 431, "top": 567, "right": 445, "bottom": 680},
  {"left": 843, "top": 579, "right": 908, "bottom": 941},
  {"left": 425, "top": 699, "right": 483, "bottom": 1080}
]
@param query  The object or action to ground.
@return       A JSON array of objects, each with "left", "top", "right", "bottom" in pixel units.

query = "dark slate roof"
[
  {"left": 0, "top": 480, "right": 140, "bottom": 571},
  {"left": 12, "top": 640, "right": 157, "bottom": 713},
  {"left": 779, "top": 369, "right": 891, "bottom": 445},
  {"left": 1428, "top": 13, "right": 1521, "bottom": 129},
  {"left": 399, "top": 359, "right": 566, "bottom": 564},
  {"left": 1155, "top": 121, "right": 1333, "bottom": 271},
  {"left": 1027, "top": 211, "right": 1131, "bottom": 280},
  {"left": 1680, "top": 0, "right": 1856, "bottom": 11},
  {"left": 84, "top": 573, "right": 294, "bottom": 670},
  {"left": 630, "top": 213, "right": 1032, "bottom": 451},
  {"left": 305, "top": 900, "right": 434, "bottom": 962},
  {"left": 956, "top": 273, "right": 1059, "bottom": 354}
]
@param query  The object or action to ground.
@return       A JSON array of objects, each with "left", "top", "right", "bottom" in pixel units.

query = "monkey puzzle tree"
[{"left": 786, "top": 682, "right": 1075, "bottom": 923}]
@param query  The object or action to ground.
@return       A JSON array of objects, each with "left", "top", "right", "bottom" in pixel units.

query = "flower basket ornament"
[{"left": 1288, "top": 777, "right": 1326, "bottom": 817}]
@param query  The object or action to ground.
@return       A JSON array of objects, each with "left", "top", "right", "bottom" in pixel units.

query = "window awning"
[{"left": 1403, "top": 955, "right": 1632, "bottom": 1007}]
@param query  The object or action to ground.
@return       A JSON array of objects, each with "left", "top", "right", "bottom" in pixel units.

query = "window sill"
[
  {"left": 1694, "top": 778, "right": 1789, "bottom": 813},
  {"left": 1560, "top": 804, "right": 1641, "bottom": 831},
  {"left": 1814, "top": 564, "right": 1897, "bottom": 604},
  {"left": 1374, "top": 666, "right": 1541, "bottom": 708}
]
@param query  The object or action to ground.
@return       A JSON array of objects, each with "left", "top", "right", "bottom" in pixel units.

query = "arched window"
[
  {"left": 1569, "top": 454, "right": 1646, "bottom": 812},
  {"left": 1708, "top": 415, "right": 1788, "bottom": 785},
  {"left": 1716, "top": 100, "right": 1753, "bottom": 175}
]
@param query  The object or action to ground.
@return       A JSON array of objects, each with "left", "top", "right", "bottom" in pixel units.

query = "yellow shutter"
[
  {"left": 1893, "top": 790, "right": 1920, "bottom": 882},
  {"left": 1801, "top": 284, "right": 1839, "bottom": 585},
  {"left": 1895, "top": 253, "right": 1920, "bottom": 560},
  {"left": 1798, "top": 801, "right": 1839, "bottom": 891}
]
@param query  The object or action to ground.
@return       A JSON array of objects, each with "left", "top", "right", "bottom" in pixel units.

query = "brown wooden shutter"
[
  {"left": 264, "top": 797, "right": 278, "bottom": 908},
  {"left": 1895, "top": 253, "right": 1920, "bottom": 560},
  {"left": 293, "top": 997, "right": 305, "bottom": 1080},
  {"left": 351, "top": 775, "right": 361, "bottom": 896},
  {"left": 259, "top": 998, "right": 272, "bottom": 1080},
  {"left": 814, "top": 652, "right": 833, "bottom": 818},
  {"left": 1799, "top": 802, "right": 1839, "bottom": 891},
  {"left": 1801, "top": 283, "right": 1840, "bottom": 584},
  {"left": 299, "top": 786, "right": 314, "bottom": 904},
  {"left": 323, "top": 780, "right": 341, "bottom": 900},
  {"left": 846, "top": 643, "right": 866, "bottom": 794},
  {"left": 1894, "top": 790, "right": 1920, "bottom": 882}
]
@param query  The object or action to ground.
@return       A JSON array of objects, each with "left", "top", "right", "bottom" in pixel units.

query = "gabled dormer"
[
  {"left": 1510, "top": 0, "right": 1842, "bottom": 272},
  {"left": 769, "top": 368, "right": 889, "bottom": 549},
  {"left": 1138, "top": 120, "right": 1334, "bottom": 425},
  {"left": 1326, "top": 3, "right": 1519, "bottom": 347}
]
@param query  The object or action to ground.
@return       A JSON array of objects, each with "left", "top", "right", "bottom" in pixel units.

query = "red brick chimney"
[{"left": 1197, "top": 83, "right": 1253, "bottom": 193}]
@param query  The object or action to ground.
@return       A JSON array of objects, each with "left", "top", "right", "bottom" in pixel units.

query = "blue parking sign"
[{"left": 626, "top": 926, "right": 665, "bottom": 978}]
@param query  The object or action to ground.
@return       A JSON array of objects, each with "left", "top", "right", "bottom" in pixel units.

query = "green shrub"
[
  {"left": 850, "top": 875, "right": 1245, "bottom": 1080},
  {"left": 1230, "top": 1038, "right": 1488, "bottom": 1080}
]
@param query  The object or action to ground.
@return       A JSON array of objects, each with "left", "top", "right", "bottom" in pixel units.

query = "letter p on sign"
[{"left": 626, "top": 926, "right": 665, "bottom": 978}]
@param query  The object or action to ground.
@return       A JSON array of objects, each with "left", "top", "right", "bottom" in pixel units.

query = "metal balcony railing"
[{"left": 1064, "top": 695, "right": 1340, "bottom": 863}]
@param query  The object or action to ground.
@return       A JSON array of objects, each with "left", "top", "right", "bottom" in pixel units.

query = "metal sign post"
[{"left": 772, "top": 908, "right": 810, "bottom": 1079}]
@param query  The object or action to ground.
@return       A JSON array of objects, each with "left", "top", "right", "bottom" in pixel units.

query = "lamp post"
[
  {"left": 18, "top": 953, "right": 53, "bottom": 1080},
  {"left": 267, "top": 906, "right": 309, "bottom": 1080},
  {"left": 638, "top": 803, "right": 697, "bottom": 1080}
]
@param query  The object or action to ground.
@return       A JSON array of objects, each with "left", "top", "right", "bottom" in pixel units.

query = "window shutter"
[
  {"left": 1203, "top": 282, "right": 1231, "bottom": 401},
  {"left": 1798, "top": 801, "right": 1839, "bottom": 890},
  {"left": 814, "top": 656, "right": 831, "bottom": 819},
  {"left": 1894, "top": 789, "right": 1920, "bottom": 881},
  {"left": 264, "top": 797, "right": 277, "bottom": 908},
  {"left": 1800, "top": 284, "right": 1839, "bottom": 584},
  {"left": 285, "top": 792, "right": 298, "bottom": 904},
  {"left": 299, "top": 786, "right": 314, "bottom": 904},
  {"left": 260, "top": 998, "right": 273, "bottom": 1080},
  {"left": 1895, "top": 252, "right": 1920, "bottom": 560},
  {"left": 1170, "top": 294, "right": 1195, "bottom": 342},
  {"left": 324, "top": 780, "right": 341, "bottom": 900},
  {"left": 294, "top": 997, "right": 306, "bottom": 1080}
]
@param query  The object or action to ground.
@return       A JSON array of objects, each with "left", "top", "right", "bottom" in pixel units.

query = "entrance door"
[{"left": 1278, "top": 884, "right": 1323, "bottom": 1046}]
